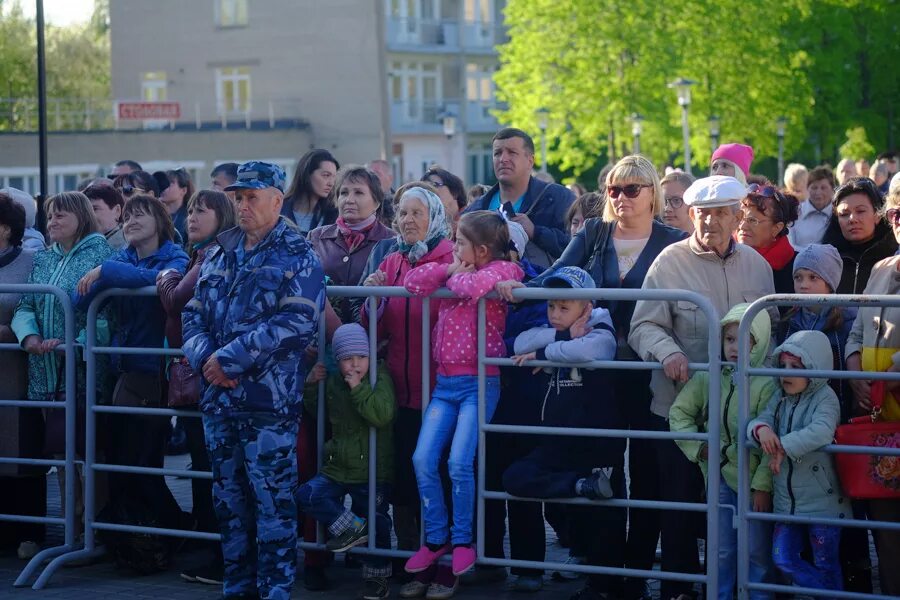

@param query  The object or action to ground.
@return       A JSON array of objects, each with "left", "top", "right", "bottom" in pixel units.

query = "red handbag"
[
  {"left": 834, "top": 381, "right": 900, "bottom": 499},
  {"left": 167, "top": 357, "right": 201, "bottom": 408}
]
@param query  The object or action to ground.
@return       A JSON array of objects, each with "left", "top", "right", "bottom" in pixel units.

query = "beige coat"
[{"left": 628, "top": 235, "right": 776, "bottom": 417}]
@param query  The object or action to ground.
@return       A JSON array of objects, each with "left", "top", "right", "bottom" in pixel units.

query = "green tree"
[{"left": 839, "top": 127, "right": 876, "bottom": 161}]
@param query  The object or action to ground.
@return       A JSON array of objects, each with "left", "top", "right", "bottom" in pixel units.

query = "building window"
[
  {"left": 464, "top": 0, "right": 492, "bottom": 23},
  {"left": 389, "top": 61, "right": 441, "bottom": 123},
  {"left": 216, "top": 0, "right": 248, "bottom": 27},
  {"left": 468, "top": 144, "right": 495, "bottom": 185},
  {"left": 141, "top": 72, "right": 167, "bottom": 102},
  {"left": 466, "top": 63, "right": 493, "bottom": 102},
  {"left": 216, "top": 67, "right": 251, "bottom": 115}
]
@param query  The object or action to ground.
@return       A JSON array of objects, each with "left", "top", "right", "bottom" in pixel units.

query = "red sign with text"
[{"left": 117, "top": 102, "right": 181, "bottom": 120}]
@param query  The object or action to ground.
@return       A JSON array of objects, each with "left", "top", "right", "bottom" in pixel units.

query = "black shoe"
[
  {"left": 326, "top": 522, "right": 368, "bottom": 553},
  {"left": 304, "top": 565, "right": 331, "bottom": 591},
  {"left": 580, "top": 469, "right": 613, "bottom": 500},
  {"left": 360, "top": 576, "right": 390, "bottom": 599}
]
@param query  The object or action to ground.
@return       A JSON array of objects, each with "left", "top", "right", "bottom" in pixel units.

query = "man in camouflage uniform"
[{"left": 183, "top": 161, "right": 325, "bottom": 600}]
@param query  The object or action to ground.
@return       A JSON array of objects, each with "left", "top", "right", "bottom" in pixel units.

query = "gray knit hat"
[
  {"left": 332, "top": 323, "right": 370, "bottom": 361},
  {"left": 793, "top": 243, "right": 843, "bottom": 292}
]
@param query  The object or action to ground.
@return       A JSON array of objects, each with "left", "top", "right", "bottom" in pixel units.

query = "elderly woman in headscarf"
[{"left": 361, "top": 186, "right": 453, "bottom": 554}]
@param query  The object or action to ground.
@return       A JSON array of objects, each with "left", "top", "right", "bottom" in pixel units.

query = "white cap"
[
  {"left": 506, "top": 219, "right": 528, "bottom": 257},
  {"left": 683, "top": 175, "right": 747, "bottom": 209}
]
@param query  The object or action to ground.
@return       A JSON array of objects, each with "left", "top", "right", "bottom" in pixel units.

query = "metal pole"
[
  {"left": 777, "top": 135, "right": 785, "bottom": 186},
  {"left": 475, "top": 298, "right": 487, "bottom": 561},
  {"left": 36, "top": 0, "right": 49, "bottom": 226},
  {"left": 540, "top": 128, "right": 548, "bottom": 174},
  {"left": 367, "top": 295, "right": 377, "bottom": 551},
  {"left": 420, "top": 296, "right": 430, "bottom": 547},
  {"left": 681, "top": 104, "right": 692, "bottom": 176},
  {"left": 633, "top": 133, "right": 640, "bottom": 155},
  {"left": 704, "top": 299, "right": 722, "bottom": 598}
]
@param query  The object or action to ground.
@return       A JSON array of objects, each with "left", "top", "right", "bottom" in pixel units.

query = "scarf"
[
  {"left": 395, "top": 188, "right": 451, "bottom": 264},
  {"left": 755, "top": 234, "right": 795, "bottom": 271},
  {"left": 336, "top": 214, "right": 378, "bottom": 253}
]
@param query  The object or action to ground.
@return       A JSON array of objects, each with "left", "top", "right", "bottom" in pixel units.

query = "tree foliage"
[
  {"left": 839, "top": 127, "right": 876, "bottom": 161},
  {"left": 0, "top": 0, "right": 110, "bottom": 130},
  {"left": 494, "top": 0, "right": 899, "bottom": 178}
]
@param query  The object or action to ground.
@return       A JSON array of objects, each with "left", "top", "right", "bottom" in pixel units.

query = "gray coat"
[{"left": 748, "top": 330, "right": 848, "bottom": 519}]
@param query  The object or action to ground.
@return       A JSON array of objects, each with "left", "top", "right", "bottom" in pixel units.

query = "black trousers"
[{"left": 650, "top": 413, "right": 705, "bottom": 599}]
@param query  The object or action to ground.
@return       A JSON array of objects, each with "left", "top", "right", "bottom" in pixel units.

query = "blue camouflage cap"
[
  {"left": 542, "top": 266, "right": 596, "bottom": 289},
  {"left": 225, "top": 161, "right": 286, "bottom": 192}
]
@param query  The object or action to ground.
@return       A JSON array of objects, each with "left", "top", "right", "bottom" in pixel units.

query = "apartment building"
[{"left": 0, "top": 0, "right": 505, "bottom": 194}]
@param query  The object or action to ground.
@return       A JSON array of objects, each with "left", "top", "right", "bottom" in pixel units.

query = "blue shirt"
[{"left": 488, "top": 191, "right": 525, "bottom": 213}]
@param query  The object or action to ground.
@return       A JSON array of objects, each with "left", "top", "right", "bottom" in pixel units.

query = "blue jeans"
[
  {"left": 295, "top": 474, "right": 392, "bottom": 577},
  {"left": 717, "top": 480, "right": 775, "bottom": 600},
  {"left": 773, "top": 523, "right": 842, "bottom": 593},
  {"left": 412, "top": 375, "right": 500, "bottom": 546}
]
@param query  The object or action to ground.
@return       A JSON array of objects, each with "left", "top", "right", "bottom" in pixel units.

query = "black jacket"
[{"left": 822, "top": 220, "right": 898, "bottom": 294}]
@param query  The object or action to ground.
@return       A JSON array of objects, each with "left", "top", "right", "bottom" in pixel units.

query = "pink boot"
[
  {"left": 451, "top": 545, "right": 476, "bottom": 576},
  {"left": 405, "top": 543, "right": 450, "bottom": 573}
]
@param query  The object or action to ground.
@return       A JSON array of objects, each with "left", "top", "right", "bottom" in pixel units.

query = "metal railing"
[
  {"left": 8, "top": 284, "right": 895, "bottom": 597},
  {"left": 736, "top": 294, "right": 900, "bottom": 600}
]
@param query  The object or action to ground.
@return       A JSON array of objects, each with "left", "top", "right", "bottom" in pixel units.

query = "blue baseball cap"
[
  {"left": 542, "top": 266, "right": 595, "bottom": 289},
  {"left": 225, "top": 161, "right": 286, "bottom": 192}
]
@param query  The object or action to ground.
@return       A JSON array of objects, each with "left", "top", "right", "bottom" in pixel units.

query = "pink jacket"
[
  {"left": 361, "top": 240, "right": 454, "bottom": 410},
  {"left": 404, "top": 259, "right": 524, "bottom": 377}
]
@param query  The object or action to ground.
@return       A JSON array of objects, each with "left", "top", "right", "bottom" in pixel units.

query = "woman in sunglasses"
[
  {"left": 736, "top": 183, "right": 799, "bottom": 294},
  {"left": 112, "top": 170, "right": 159, "bottom": 200},
  {"left": 821, "top": 177, "right": 897, "bottom": 294},
  {"left": 497, "top": 155, "right": 688, "bottom": 600}
]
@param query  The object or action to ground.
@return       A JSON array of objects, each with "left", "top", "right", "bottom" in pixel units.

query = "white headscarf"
[{"left": 396, "top": 187, "right": 450, "bottom": 263}]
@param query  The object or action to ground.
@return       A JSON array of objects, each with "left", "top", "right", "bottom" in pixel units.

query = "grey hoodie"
[
  {"left": 748, "top": 330, "right": 848, "bottom": 519},
  {"left": 513, "top": 306, "right": 617, "bottom": 364}
]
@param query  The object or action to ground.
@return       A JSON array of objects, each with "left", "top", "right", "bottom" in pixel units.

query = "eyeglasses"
[
  {"left": 886, "top": 208, "right": 900, "bottom": 225},
  {"left": 607, "top": 183, "right": 651, "bottom": 199},
  {"left": 664, "top": 196, "right": 684, "bottom": 209},
  {"left": 739, "top": 212, "right": 772, "bottom": 227}
]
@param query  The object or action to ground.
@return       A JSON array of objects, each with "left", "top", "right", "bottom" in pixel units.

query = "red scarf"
[
  {"left": 336, "top": 215, "right": 377, "bottom": 253},
  {"left": 754, "top": 234, "right": 795, "bottom": 271}
]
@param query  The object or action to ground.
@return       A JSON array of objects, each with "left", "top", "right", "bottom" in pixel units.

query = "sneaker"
[
  {"left": 326, "top": 522, "right": 369, "bottom": 553},
  {"left": 580, "top": 469, "right": 613, "bottom": 500},
  {"left": 360, "top": 576, "right": 390, "bottom": 600},
  {"left": 514, "top": 574, "right": 544, "bottom": 592},
  {"left": 552, "top": 555, "right": 586, "bottom": 581},
  {"left": 195, "top": 564, "right": 224, "bottom": 586},
  {"left": 425, "top": 570, "right": 459, "bottom": 600},
  {"left": 451, "top": 545, "right": 476, "bottom": 576},
  {"left": 400, "top": 565, "right": 436, "bottom": 598},
  {"left": 303, "top": 565, "right": 330, "bottom": 591},
  {"left": 405, "top": 544, "right": 450, "bottom": 573},
  {"left": 17, "top": 541, "right": 40, "bottom": 560},
  {"left": 459, "top": 565, "right": 507, "bottom": 586}
]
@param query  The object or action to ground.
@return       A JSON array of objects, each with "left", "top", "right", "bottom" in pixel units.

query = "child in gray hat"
[{"left": 777, "top": 243, "right": 857, "bottom": 422}]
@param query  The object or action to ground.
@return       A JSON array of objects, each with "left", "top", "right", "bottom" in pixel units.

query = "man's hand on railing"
[
  {"left": 662, "top": 351, "right": 689, "bottom": 383},
  {"left": 202, "top": 354, "right": 238, "bottom": 389},
  {"left": 494, "top": 279, "right": 524, "bottom": 302}
]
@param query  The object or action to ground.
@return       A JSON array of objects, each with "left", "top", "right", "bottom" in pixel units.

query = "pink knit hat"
[{"left": 711, "top": 143, "right": 754, "bottom": 179}]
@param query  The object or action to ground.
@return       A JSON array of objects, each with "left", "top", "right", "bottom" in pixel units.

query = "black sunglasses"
[
  {"left": 119, "top": 184, "right": 145, "bottom": 196},
  {"left": 746, "top": 183, "right": 778, "bottom": 198},
  {"left": 607, "top": 183, "right": 651, "bottom": 199}
]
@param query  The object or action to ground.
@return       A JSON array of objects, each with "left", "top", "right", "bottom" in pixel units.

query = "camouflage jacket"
[{"left": 182, "top": 218, "right": 325, "bottom": 417}]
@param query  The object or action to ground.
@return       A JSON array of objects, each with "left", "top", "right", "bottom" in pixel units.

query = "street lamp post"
[
  {"left": 776, "top": 116, "right": 787, "bottom": 184},
  {"left": 631, "top": 113, "right": 644, "bottom": 155},
  {"left": 668, "top": 78, "right": 696, "bottom": 175},
  {"left": 441, "top": 111, "right": 457, "bottom": 170},
  {"left": 708, "top": 115, "right": 721, "bottom": 151},
  {"left": 536, "top": 107, "right": 549, "bottom": 174}
]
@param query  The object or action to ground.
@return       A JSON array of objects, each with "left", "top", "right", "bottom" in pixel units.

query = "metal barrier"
[
  {"left": 1, "top": 285, "right": 78, "bottom": 590},
  {"left": 14, "top": 283, "right": 726, "bottom": 595},
  {"left": 736, "top": 294, "right": 900, "bottom": 600}
]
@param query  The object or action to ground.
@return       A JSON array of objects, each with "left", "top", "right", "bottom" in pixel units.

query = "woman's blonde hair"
[
  {"left": 783, "top": 163, "right": 808, "bottom": 193},
  {"left": 46, "top": 191, "right": 99, "bottom": 243},
  {"left": 602, "top": 155, "right": 663, "bottom": 222}
]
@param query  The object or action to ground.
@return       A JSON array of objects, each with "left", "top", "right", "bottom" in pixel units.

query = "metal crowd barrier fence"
[
  {"left": 1, "top": 285, "right": 78, "bottom": 590},
  {"left": 736, "top": 294, "right": 900, "bottom": 600},
  {"left": 16, "top": 284, "right": 725, "bottom": 596}
]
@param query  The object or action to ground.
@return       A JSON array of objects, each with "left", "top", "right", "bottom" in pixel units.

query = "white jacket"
[{"left": 628, "top": 235, "right": 776, "bottom": 417}]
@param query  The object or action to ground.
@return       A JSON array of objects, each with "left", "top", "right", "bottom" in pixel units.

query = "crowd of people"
[{"left": 0, "top": 131, "right": 899, "bottom": 600}]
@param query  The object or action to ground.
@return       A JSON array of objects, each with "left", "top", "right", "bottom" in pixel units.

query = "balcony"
[
  {"left": 0, "top": 96, "right": 308, "bottom": 133},
  {"left": 389, "top": 98, "right": 500, "bottom": 134},
  {"left": 385, "top": 18, "right": 505, "bottom": 53}
]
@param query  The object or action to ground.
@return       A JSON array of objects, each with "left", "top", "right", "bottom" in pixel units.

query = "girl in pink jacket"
[{"left": 403, "top": 210, "right": 524, "bottom": 577}]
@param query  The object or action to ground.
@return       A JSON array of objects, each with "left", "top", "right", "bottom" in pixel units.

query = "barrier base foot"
[
  {"left": 13, "top": 544, "right": 72, "bottom": 587},
  {"left": 31, "top": 546, "right": 105, "bottom": 590}
]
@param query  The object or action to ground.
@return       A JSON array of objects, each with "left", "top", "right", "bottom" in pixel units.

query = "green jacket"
[
  {"left": 11, "top": 234, "right": 113, "bottom": 399},
  {"left": 670, "top": 303, "right": 776, "bottom": 494},
  {"left": 304, "top": 362, "right": 395, "bottom": 484}
]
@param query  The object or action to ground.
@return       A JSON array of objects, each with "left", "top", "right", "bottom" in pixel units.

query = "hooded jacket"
[
  {"left": 669, "top": 304, "right": 777, "bottom": 493},
  {"left": 512, "top": 306, "right": 623, "bottom": 461},
  {"left": 182, "top": 220, "right": 325, "bottom": 416},
  {"left": 74, "top": 239, "right": 189, "bottom": 374},
  {"left": 13, "top": 233, "right": 114, "bottom": 397},
  {"left": 360, "top": 239, "right": 454, "bottom": 410},
  {"left": 628, "top": 235, "right": 777, "bottom": 417},
  {"left": 748, "top": 330, "right": 847, "bottom": 518},
  {"left": 404, "top": 259, "right": 524, "bottom": 377}
]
